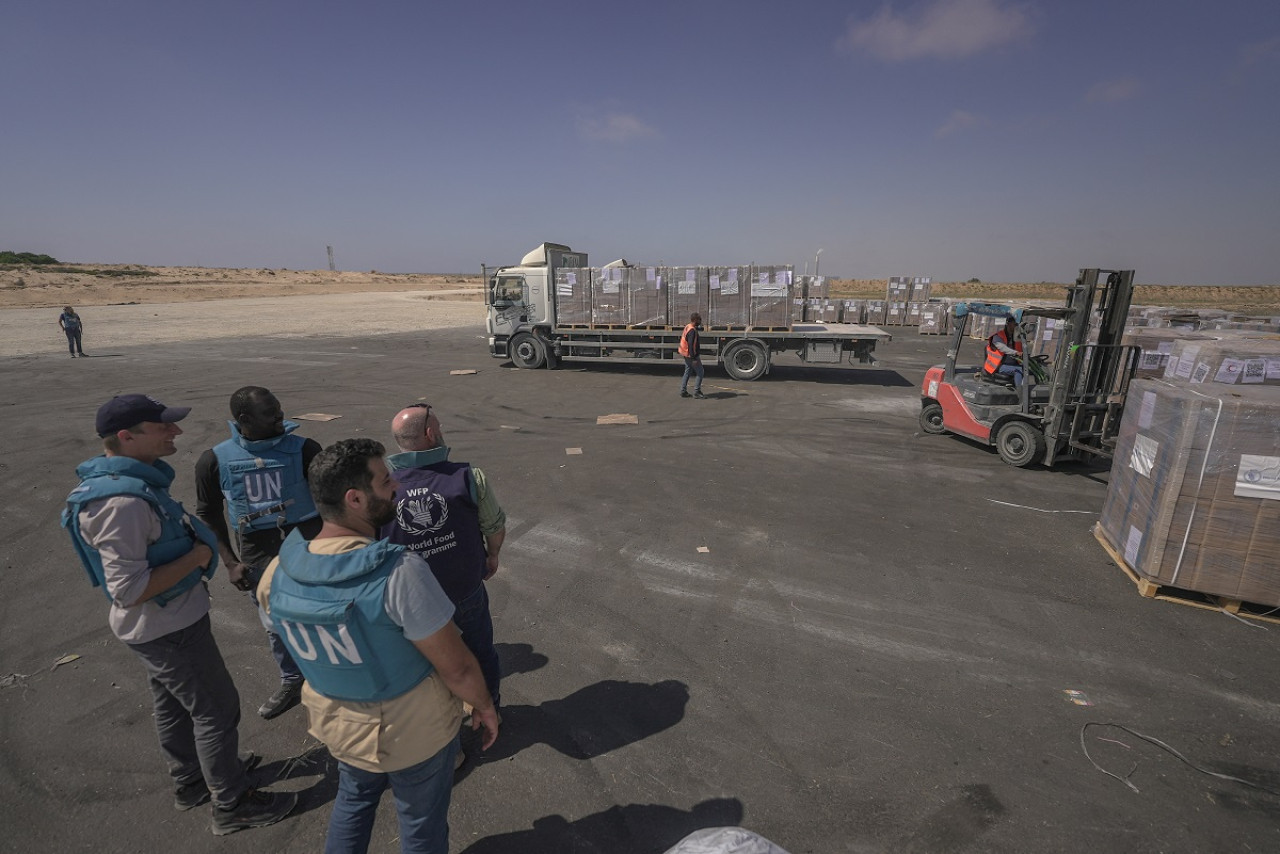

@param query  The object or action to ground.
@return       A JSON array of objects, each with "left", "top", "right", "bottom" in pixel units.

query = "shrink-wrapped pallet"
[
  {"left": 886, "top": 301, "right": 908, "bottom": 326},
  {"left": 555, "top": 267, "right": 594, "bottom": 325},
  {"left": 1122, "top": 329, "right": 1212, "bottom": 379},
  {"left": 841, "top": 299, "right": 866, "bottom": 324},
  {"left": 905, "top": 301, "right": 927, "bottom": 327},
  {"left": 627, "top": 265, "right": 667, "bottom": 327},
  {"left": 708, "top": 266, "right": 747, "bottom": 327},
  {"left": 593, "top": 265, "right": 629, "bottom": 325},
  {"left": 908, "top": 277, "right": 932, "bottom": 303},
  {"left": 1162, "top": 337, "right": 1280, "bottom": 386},
  {"left": 667, "top": 266, "right": 708, "bottom": 327},
  {"left": 1098, "top": 379, "right": 1280, "bottom": 606},
  {"left": 864, "top": 300, "right": 887, "bottom": 325},
  {"left": 750, "top": 266, "right": 793, "bottom": 328},
  {"left": 918, "top": 304, "right": 948, "bottom": 335},
  {"left": 887, "top": 276, "right": 911, "bottom": 302}
]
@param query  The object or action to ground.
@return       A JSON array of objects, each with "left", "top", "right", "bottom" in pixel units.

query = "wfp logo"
[{"left": 395, "top": 492, "right": 449, "bottom": 536}]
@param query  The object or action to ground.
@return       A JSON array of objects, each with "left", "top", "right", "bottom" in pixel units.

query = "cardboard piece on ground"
[
  {"left": 565, "top": 448, "right": 583, "bottom": 455},
  {"left": 294, "top": 413, "right": 342, "bottom": 422},
  {"left": 697, "top": 546, "right": 710, "bottom": 553},
  {"left": 500, "top": 425, "right": 520, "bottom": 431},
  {"left": 597, "top": 414, "right": 638, "bottom": 425},
  {"left": 450, "top": 369, "right": 478, "bottom": 375}
]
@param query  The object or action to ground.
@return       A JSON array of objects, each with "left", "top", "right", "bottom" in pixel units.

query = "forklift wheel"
[
  {"left": 919, "top": 402, "right": 946, "bottom": 435},
  {"left": 996, "top": 420, "right": 1047, "bottom": 468}
]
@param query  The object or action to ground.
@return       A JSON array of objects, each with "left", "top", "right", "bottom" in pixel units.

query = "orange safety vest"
[
  {"left": 983, "top": 329, "right": 1023, "bottom": 375},
  {"left": 678, "top": 323, "right": 699, "bottom": 358}
]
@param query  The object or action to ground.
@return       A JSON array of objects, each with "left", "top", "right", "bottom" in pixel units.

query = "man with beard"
[{"left": 256, "top": 438, "right": 498, "bottom": 854}]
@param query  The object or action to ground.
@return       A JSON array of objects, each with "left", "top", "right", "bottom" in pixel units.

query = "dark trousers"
[
  {"left": 64, "top": 327, "right": 83, "bottom": 354},
  {"left": 127, "top": 614, "right": 249, "bottom": 807},
  {"left": 453, "top": 584, "right": 501, "bottom": 706},
  {"left": 681, "top": 357, "right": 704, "bottom": 393}
]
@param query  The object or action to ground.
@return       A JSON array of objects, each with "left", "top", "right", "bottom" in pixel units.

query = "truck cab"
[{"left": 487, "top": 242, "right": 586, "bottom": 367}]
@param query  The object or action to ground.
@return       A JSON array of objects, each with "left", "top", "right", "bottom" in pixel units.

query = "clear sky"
[{"left": 3, "top": 1, "right": 1277, "bottom": 284}]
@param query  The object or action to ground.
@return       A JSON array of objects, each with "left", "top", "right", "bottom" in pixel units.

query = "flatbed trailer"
[{"left": 486, "top": 243, "right": 892, "bottom": 380}]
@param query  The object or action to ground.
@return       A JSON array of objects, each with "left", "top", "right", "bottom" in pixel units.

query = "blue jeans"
[
  {"left": 245, "top": 586, "right": 303, "bottom": 682},
  {"left": 454, "top": 584, "right": 500, "bottom": 706},
  {"left": 681, "top": 357, "right": 704, "bottom": 393},
  {"left": 324, "top": 737, "right": 459, "bottom": 854},
  {"left": 996, "top": 364, "right": 1024, "bottom": 387},
  {"left": 64, "top": 327, "right": 83, "bottom": 355}
]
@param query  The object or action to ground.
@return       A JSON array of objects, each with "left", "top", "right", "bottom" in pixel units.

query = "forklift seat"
[{"left": 976, "top": 370, "right": 1016, "bottom": 389}]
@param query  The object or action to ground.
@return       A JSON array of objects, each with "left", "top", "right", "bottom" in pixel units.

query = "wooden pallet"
[
  {"left": 1092, "top": 524, "right": 1280, "bottom": 624},
  {"left": 709, "top": 325, "right": 747, "bottom": 331}
]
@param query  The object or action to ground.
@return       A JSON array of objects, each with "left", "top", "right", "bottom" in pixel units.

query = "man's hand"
[
  {"left": 483, "top": 553, "right": 499, "bottom": 580},
  {"left": 226, "top": 561, "right": 253, "bottom": 591},
  {"left": 471, "top": 705, "right": 500, "bottom": 750}
]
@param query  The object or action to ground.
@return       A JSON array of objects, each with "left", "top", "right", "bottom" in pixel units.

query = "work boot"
[
  {"left": 680, "top": 390, "right": 691, "bottom": 398},
  {"left": 174, "top": 752, "right": 263, "bottom": 810},
  {"left": 210, "top": 788, "right": 298, "bottom": 836},
  {"left": 258, "top": 680, "right": 303, "bottom": 719},
  {"left": 693, "top": 391, "right": 707, "bottom": 399}
]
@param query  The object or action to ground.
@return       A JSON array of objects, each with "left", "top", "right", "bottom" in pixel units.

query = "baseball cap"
[{"left": 96, "top": 394, "right": 191, "bottom": 437}]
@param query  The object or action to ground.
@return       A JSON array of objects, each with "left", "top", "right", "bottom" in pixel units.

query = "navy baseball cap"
[{"left": 96, "top": 394, "right": 191, "bottom": 437}]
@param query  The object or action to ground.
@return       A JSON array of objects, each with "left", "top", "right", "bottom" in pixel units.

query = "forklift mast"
[{"left": 1043, "top": 269, "right": 1137, "bottom": 464}]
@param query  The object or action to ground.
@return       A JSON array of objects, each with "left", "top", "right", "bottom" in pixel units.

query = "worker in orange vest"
[
  {"left": 678, "top": 313, "right": 706, "bottom": 399},
  {"left": 983, "top": 315, "right": 1026, "bottom": 386}
]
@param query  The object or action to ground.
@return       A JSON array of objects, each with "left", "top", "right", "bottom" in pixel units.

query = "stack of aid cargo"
[
  {"left": 840, "top": 299, "right": 866, "bottom": 324},
  {"left": 886, "top": 277, "right": 910, "bottom": 326},
  {"left": 707, "top": 266, "right": 746, "bottom": 327},
  {"left": 668, "top": 266, "right": 708, "bottom": 325},
  {"left": 864, "top": 299, "right": 887, "bottom": 325},
  {"left": 593, "top": 265, "right": 629, "bottom": 325},
  {"left": 918, "top": 302, "right": 949, "bottom": 335},
  {"left": 749, "top": 266, "right": 794, "bottom": 328},
  {"left": 627, "top": 266, "right": 667, "bottom": 328},
  {"left": 906, "top": 277, "right": 932, "bottom": 329},
  {"left": 1122, "top": 328, "right": 1213, "bottom": 379},
  {"left": 1096, "top": 334, "right": 1280, "bottom": 608},
  {"left": 555, "top": 267, "right": 594, "bottom": 325}
]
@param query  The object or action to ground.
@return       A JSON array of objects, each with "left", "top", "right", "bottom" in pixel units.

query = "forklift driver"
[{"left": 983, "top": 315, "right": 1026, "bottom": 387}]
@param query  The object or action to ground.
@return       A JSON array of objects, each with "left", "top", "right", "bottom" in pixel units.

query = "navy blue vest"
[
  {"left": 381, "top": 461, "right": 487, "bottom": 604},
  {"left": 63, "top": 456, "right": 219, "bottom": 607},
  {"left": 213, "top": 422, "right": 318, "bottom": 534},
  {"left": 268, "top": 531, "right": 433, "bottom": 702}
]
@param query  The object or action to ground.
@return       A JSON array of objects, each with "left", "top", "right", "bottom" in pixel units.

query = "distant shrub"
[
  {"left": 967, "top": 277, "right": 981, "bottom": 283},
  {"left": 0, "top": 251, "right": 59, "bottom": 265}
]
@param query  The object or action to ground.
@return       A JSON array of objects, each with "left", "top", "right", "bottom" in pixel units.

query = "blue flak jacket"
[
  {"left": 213, "top": 421, "right": 319, "bottom": 534},
  {"left": 269, "top": 530, "right": 433, "bottom": 702},
  {"left": 63, "top": 456, "right": 219, "bottom": 607}
]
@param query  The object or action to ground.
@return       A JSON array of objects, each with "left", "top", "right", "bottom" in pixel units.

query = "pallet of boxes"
[{"left": 1094, "top": 333, "right": 1280, "bottom": 619}]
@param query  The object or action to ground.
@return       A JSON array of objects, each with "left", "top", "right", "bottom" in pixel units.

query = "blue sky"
[{"left": 2, "top": 1, "right": 1277, "bottom": 284}]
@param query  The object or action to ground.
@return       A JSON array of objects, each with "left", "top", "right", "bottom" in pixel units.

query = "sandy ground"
[{"left": 0, "top": 292, "right": 486, "bottom": 357}]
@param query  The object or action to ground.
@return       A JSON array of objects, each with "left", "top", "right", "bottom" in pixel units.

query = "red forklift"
[{"left": 919, "top": 268, "right": 1140, "bottom": 468}]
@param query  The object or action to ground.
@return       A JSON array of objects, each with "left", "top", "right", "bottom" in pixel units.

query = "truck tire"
[
  {"left": 722, "top": 340, "right": 769, "bottom": 381},
  {"left": 919, "top": 402, "right": 946, "bottom": 435},
  {"left": 509, "top": 333, "right": 546, "bottom": 369},
  {"left": 996, "top": 419, "right": 1046, "bottom": 468}
]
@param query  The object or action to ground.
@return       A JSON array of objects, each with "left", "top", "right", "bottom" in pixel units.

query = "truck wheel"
[
  {"left": 722, "top": 341, "right": 768, "bottom": 381},
  {"left": 920, "top": 402, "right": 946, "bottom": 435},
  {"left": 509, "top": 333, "right": 546, "bottom": 369},
  {"left": 996, "top": 420, "right": 1046, "bottom": 468}
]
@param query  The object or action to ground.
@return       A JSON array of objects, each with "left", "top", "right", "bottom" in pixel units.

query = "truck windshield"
[{"left": 492, "top": 276, "right": 524, "bottom": 304}]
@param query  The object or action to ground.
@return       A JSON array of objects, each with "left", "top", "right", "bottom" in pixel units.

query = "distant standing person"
[
  {"left": 195, "top": 386, "right": 323, "bottom": 720},
  {"left": 678, "top": 312, "right": 706, "bottom": 398},
  {"left": 60, "top": 305, "right": 85, "bottom": 357},
  {"left": 63, "top": 393, "right": 297, "bottom": 835},
  {"left": 383, "top": 402, "right": 507, "bottom": 713}
]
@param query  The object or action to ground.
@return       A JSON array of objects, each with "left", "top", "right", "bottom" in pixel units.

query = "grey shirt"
[{"left": 78, "top": 495, "right": 210, "bottom": 644}]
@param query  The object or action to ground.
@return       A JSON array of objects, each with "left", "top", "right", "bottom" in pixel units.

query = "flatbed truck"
[{"left": 485, "top": 243, "right": 891, "bottom": 380}]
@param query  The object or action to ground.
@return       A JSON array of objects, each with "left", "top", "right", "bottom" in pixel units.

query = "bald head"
[{"left": 391, "top": 404, "right": 443, "bottom": 452}]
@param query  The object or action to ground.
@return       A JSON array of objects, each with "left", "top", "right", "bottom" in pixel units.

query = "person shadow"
[
  {"left": 497, "top": 641, "right": 550, "bottom": 679},
  {"left": 461, "top": 679, "right": 690, "bottom": 772},
  {"left": 254, "top": 742, "right": 341, "bottom": 818},
  {"left": 459, "top": 796, "right": 746, "bottom": 854}
]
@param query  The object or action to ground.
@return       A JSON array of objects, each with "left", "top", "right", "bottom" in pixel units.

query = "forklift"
[{"left": 918, "top": 268, "right": 1141, "bottom": 468}]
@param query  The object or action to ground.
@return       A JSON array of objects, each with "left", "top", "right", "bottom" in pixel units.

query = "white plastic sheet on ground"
[{"left": 662, "top": 827, "right": 791, "bottom": 854}]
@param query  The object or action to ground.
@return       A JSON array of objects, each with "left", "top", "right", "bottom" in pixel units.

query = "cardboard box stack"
[
  {"left": 593, "top": 265, "right": 629, "bottom": 325},
  {"left": 667, "top": 266, "right": 708, "bottom": 326},
  {"left": 909, "top": 277, "right": 932, "bottom": 302},
  {"left": 708, "top": 266, "right": 747, "bottom": 327},
  {"left": 555, "top": 267, "right": 595, "bottom": 325},
  {"left": 918, "top": 303, "right": 949, "bottom": 335},
  {"left": 1122, "top": 329, "right": 1213, "bottom": 379},
  {"left": 865, "top": 300, "right": 887, "bottom": 326},
  {"left": 841, "top": 299, "right": 866, "bottom": 324},
  {"left": 1162, "top": 337, "right": 1280, "bottom": 386},
  {"left": 750, "top": 266, "right": 794, "bottom": 328},
  {"left": 1098, "top": 376, "right": 1280, "bottom": 607},
  {"left": 627, "top": 265, "right": 667, "bottom": 327}
]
